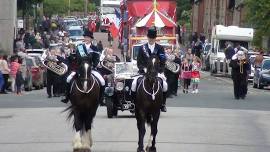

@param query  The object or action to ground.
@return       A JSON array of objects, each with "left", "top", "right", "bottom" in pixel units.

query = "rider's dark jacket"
[{"left": 137, "top": 43, "right": 166, "bottom": 74}]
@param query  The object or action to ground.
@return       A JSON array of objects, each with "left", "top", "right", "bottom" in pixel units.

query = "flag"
[
  {"left": 109, "top": 22, "right": 119, "bottom": 38},
  {"left": 109, "top": 8, "right": 122, "bottom": 38}
]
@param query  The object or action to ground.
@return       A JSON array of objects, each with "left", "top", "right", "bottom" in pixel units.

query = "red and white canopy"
[{"left": 135, "top": 9, "right": 176, "bottom": 28}]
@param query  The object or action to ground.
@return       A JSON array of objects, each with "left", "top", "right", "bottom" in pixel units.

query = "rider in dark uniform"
[
  {"left": 131, "top": 27, "right": 168, "bottom": 112},
  {"left": 61, "top": 29, "right": 105, "bottom": 104}
]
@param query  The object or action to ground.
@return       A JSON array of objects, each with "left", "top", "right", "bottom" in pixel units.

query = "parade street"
[{"left": 1, "top": 72, "right": 270, "bottom": 152}]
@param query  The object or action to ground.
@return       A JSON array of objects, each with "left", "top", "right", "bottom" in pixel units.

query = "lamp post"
[
  {"left": 68, "top": 0, "right": 71, "bottom": 16},
  {"left": 84, "top": 0, "right": 88, "bottom": 17}
]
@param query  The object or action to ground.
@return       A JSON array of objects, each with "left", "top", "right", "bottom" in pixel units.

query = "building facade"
[
  {"left": 191, "top": 0, "right": 246, "bottom": 39},
  {"left": 0, "top": 0, "right": 17, "bottom": 55}
]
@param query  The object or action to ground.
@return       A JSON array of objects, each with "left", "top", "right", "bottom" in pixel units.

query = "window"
[
  {"left": 68, "top": 29, "right": 83, "bottom": 37},
  {"left": 262, "top": 60, "right": 270, "bottom": 70}
]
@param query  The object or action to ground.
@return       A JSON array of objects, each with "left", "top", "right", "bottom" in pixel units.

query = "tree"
[
  {"left": 176, "top": 0, "right": 192, "bottom": 26},
  {"left": 245, "top": 0, "right": 270, "bottom": 47},
  {"left": 43, "top": 0, "right": 68, "bottom": 16},
  {"left": 43, "top": 0, "right": 96, "bottom": 16},
  {"left": 17, "top": 0, "right": 44, "bottom": 18}
]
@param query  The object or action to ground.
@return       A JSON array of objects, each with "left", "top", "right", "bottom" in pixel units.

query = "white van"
[{"left": 209, "top": 25, "right": 254, "bottom": 75}]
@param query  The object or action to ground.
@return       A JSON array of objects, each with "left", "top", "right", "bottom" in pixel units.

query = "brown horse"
[
  {"left": 66, "top": 58, "right": 100, "bottom": 152},
  {"left": 135, "top": 55, "right": 163, "bottom": 152}
]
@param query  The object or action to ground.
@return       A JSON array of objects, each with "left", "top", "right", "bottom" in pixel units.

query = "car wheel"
[
  {"left": 258, "top": 80, "right": 264, "bottom": 89},
  {"left": 35, "top": 85, "right": 40, "bottom": 90},
  {"left": 106, "top": 98, "right": 114, "bottom": 118}
]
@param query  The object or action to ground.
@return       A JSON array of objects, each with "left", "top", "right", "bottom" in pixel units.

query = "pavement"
[{"left": 1, "top": 107, "right": 270, "bottom": 152}]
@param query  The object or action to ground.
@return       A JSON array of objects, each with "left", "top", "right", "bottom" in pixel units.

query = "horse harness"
[
  {"left": 137, "top": 77, "right": 162, "bottom": 101},
  {"left": 70, "top": 74, "right": 99, "bottom": 94}
]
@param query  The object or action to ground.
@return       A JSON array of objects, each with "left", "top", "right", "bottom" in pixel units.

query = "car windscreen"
[
  {"left": 26, "top": 51, "right": 44, "bottom": 54},
  {"left": 68, "top": 29, "right": 83, "bottom": 37},
  {"left": 65, "top": 21, "right": 80, "bottom": 26},
  {"left": 262, "top": 60, "right": 270, "bottom": 70},
  {"left": 219, "top": 40, "right": 249, "bottom": 52}
]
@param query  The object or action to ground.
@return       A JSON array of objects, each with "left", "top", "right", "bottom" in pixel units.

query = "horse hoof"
[
  {"left": 137, "top": 147, "right": 145, "bottom": 152},
  {"left": 73, "top": 148, "right": 91, "bottom": 152},
  {"left": 73, "top": 149, "right": 80, "bottom": 152},
  {"left": 146, "top": 146, "right": 156, "bottom": 152},
  {"left": 82, "top": 149, "right": 91, "bottom": 152}
]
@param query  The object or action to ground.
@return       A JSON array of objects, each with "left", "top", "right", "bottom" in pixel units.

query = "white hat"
[{"left": 237, "top": 51, "right": 246, "bottom": 60}]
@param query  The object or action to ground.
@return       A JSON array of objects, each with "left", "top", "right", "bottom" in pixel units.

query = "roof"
[
  {"left": 135, "top": 9, "right": 176, "bottom": 27},
  {"left": 213, "top": 25, "right": 254, "bottom": 41},
  {"left": 127, "top": 0, "right": 176, "bottom": 19}
]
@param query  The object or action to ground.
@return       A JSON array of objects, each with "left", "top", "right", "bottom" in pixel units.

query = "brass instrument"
[
  {"left": 100, "top": 56, "right": 116, "bottom": 73},
  {"left": 42, "top": 54, "right": 68, "bottom": 76},
  {"left": 165, "top": 54, "right": 180, "bottom": 73},
  {"left": 239, "top": 59, "right": 247, "bottom": 74}
]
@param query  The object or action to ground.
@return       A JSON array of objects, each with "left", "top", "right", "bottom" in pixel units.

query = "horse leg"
[
  {"left": 149, "top": 112, "right": 160, "bottom": 152},
  {"left": 81, "top": 113, "right": 94, "bottom": 150},
  {"left": 72, "top": 111, "right": 83, "bottom": 151},
  {"left": 136, "top": 109, "right": 146, "bottom": 152}
]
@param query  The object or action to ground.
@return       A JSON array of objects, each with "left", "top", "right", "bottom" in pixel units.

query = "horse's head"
[
  {"left": 77, "top": 57, "right": 92, "bottom": 92},
  {"left": 146, "top": 55, "right": 160, "bottom": 83}
]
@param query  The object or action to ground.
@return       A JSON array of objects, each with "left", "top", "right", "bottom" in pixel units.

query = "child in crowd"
[
  {"left": 15, "top": 68, "right": 24, "bottom": 95},
  {"left": 191, "top": 56, "right": 201, "bottom": 93},
  {"left": 181, "top": 58, "right": 192, "bottom": 93},
  {"left": 9, "top": 56, "right": 20, "bottom": 93}
]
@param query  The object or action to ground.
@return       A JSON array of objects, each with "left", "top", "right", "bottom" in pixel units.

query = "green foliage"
[
  {"left": 176, "top": 0, "right": 192, "bottom": 26},
  {"left": 43, "top": 0, "right": 68, "bottom": 16},
  {"left": 43, "top": 0, "right": 95, "bottom": 16},
  {"left": 17, "top": 0, "right": 44, "bottom": 16},
  {"left": 245, "top": 0, "right": 270, "bottom": 47}
]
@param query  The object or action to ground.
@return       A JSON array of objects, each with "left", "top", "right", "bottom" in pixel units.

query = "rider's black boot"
[
  {"left": 61, "top": 83, "right": 70, "bottom": 104},
  {"left": 99, "top": 86, "right": 105, "bottom": 106},
  {"left": 131, "top": 91, "right": 136, "bottom": 103},
  {"left": 161, "top": 92, "right": 167, "bottom": 112}
]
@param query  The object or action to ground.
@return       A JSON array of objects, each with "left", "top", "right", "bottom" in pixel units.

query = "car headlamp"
[{"left": 116, "top": 82, "right": 124, "bottom": 91}]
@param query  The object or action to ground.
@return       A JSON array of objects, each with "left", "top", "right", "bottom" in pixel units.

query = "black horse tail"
[{"left": 63, "top": 105, "right": 75, "bottom": 128}]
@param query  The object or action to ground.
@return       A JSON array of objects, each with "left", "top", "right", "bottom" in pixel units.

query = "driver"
[
  {"left": 131, "top": 27, "right": 168, "bottom": 112},
  {"left": 61, "top": 29, "right": 105, "bottom": 104}
]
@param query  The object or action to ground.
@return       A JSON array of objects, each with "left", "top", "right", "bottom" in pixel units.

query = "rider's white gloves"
[{"left": 67, "top": 71, "right": 76, "bottom": 83}]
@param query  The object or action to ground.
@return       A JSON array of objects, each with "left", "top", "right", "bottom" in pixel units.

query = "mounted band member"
[
  {"left": 61, "top": 29, "right": 105, "bottom": 104},
  {"left": 131, "top": 27, "right": 168, "bottom": 112}
]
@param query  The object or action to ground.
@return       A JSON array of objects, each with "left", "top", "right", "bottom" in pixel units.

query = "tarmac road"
[{"left": 0, "top": 71, "right": 270, "bottom": 152}]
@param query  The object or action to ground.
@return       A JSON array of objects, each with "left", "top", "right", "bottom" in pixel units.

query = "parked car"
[
  {"left": 25, "top": 56, "right": 44, "bottom": 90},
  {"left": 22, "top": 56, "right": 33, "bottom": 91},
  {"left": 68, "top": 26, "right": 84, "bottom": 46},
  {"left": 26, "top": 48, "right": 47, "bottom": 86},
  {"left": 248, "top": 52, "right": 270, "bottom": 81},
  {"left": 253, "top": 59, "right": 270, "bottom": 89}
]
